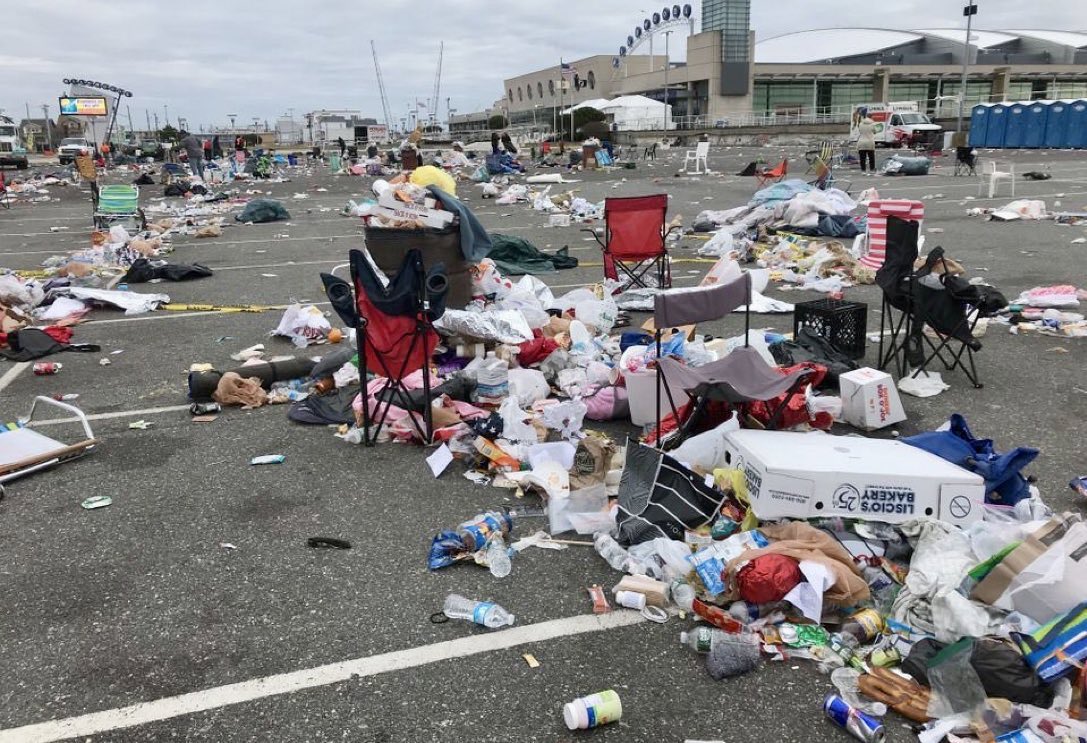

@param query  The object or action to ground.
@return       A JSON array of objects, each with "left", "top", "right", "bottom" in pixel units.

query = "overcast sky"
[{"left": 2, "top": 0, "right": 1083, "bottom": 131}]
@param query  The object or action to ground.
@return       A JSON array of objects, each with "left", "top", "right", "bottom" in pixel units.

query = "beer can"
[
  {"left": 824, "top": 694, "right": 885, "bottom": 743},
  {"left": 869, "top": 644, "right": 901, "bottom": 668},
  {"left": 33, "top": 362, "right": 62, "bottom": 375},
  {"left": 189, "top": 402, "right": 222, "bottom": 416}
]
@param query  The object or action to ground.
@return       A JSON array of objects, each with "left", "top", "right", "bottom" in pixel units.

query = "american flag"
[{"left": 561, "top": 61, "right": 575, "bottom": 78}]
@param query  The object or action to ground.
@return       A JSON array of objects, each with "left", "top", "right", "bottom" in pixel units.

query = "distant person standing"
[
  {"left": 202, "top": 137, "right": 212, "bottom": 162},
  {"left": 211, "top": 135, "right": 222, "bottom": 159},
  {"left": 857, "top": 116, "right": 877, "bottom": 174},
  {"left": 337, "top": 136, "right": 346, "bottom": 158},
  {"left": 179, "top": 131, "right": 204, "bottom": 179}
]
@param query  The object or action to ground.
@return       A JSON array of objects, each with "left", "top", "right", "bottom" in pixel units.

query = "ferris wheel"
[{"left": 612, "top": 4, "right": 697, "bottom": 75}]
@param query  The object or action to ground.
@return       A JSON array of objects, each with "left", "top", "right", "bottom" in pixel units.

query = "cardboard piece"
[
  {"left": 723, "top": 430, "right": 985, "bottom": 526},
  {"left": 839, "top": 367, "right": 907, "bottom": 431},
  {"left": 971, "top": 514, "right": 1087, "bottom": 624}
]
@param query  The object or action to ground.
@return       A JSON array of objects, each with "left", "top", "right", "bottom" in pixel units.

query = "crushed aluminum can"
[
  {"left": 81, "top": 495, "right": 113, "bottom": 510},
  {"left": 190, "top": 402, "right": 222, "bottom": 416}
]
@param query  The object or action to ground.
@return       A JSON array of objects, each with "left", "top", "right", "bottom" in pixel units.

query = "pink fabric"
[{"left": 861, "top": 199, "right": 924, "bottom": 270}]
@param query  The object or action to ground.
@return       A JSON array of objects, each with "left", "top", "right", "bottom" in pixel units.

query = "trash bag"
[
  {"left": 123, "top": 258, "right": 213, "bottom": 283},
  {"left": 235, "top": 198, "right": 291, "bottom": 223},
  {"left": 428, "top": 530, "right": 467, "bottom": 570},
  {"left": 903, "top": 636, "right": 1053, "bottom": 707},
  {"left": 616, "top": 441, "right": 730, "bottom": 545},
  {"left": 769, "top": 328, "right": 859, "bottom": 388},
  {"left": 903, "top": 414, "right": 1038, "bottom": 506}
]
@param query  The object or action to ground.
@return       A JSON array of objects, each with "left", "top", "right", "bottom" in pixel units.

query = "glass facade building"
[{"left": 702, "top": 0, "right": 751, "bottom": 62}]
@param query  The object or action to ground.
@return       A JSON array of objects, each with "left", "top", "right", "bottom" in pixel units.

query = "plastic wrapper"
[
  {"left": 927, "top": 639, "right": 988, "bottom": 720},
  {"left": 273, "top": 304, "right": 331, "bottom": 347},
  {"left": 548, "top": 484, "right": 611, "bottom": 535},
  {"left": 507, "top": 368, "right": 550, "bottom": 407},
  {"left": 498, "top": 397, "right": 538, "bottom": 444},
  {"left": 434, "top": 309, "right": 534, "bottom": 344},
  {"left": 540, "top": 400, "right": 587, "bottom": 439}
]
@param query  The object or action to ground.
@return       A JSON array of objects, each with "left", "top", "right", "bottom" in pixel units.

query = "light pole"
[
  {"left": 164, "top": 104, "right": 170, "bottom": 128},
  {"left": 957, "top": 2, "right": 978, "bottom": 134},
  {"left": 662, "top": 30, "right": 673, "bottom": 130},
  {"left": 41, "top": 104, "right": 53, "bottom": 151}
]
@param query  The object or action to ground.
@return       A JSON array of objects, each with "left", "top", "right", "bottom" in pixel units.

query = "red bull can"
[
  {"left": 33, "top": 362, "right": 62, "bottom": 375},
  {"left": 824, "top": 694, "right": 885, "bottom": 743}
]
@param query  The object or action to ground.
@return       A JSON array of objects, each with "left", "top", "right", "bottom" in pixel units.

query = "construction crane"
[
  {"left": 370, "top": 41, "right": 393, "bottom": 134},
  {"left": 430, "top": 41, "right": 444, "bottom": 126}
]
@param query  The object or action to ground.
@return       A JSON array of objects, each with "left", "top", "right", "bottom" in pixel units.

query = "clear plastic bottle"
[
  {"left": 593, "top": 533, "right": 633, "bottom": 572},
  {"left": 680, "top": 626, "right": 728, "bottom": 654},
  {"left": 457, "top": 511, "right": 514, "bottom": 553},
  {"left": 486, "top": 535, "right": 512, "bottom": 578},
  {"left": 831, "top": 667, "right": 888, "bottom": 717},
  {"left": 729, "top": 600, "right": 782, "bottom": 624},
  {"left": 442, "top": 594, "right": 515, "bottom": 628},
  {"left": 670, "top": 580, "right": 695, "bottom": 612}
]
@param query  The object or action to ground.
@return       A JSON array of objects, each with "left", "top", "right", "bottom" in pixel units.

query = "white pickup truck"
[{"left": 57, "top": 137, "right": 92, "bottom": 165}]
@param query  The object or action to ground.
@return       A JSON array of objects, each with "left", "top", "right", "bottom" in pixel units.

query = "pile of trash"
[{"left": 691, "top": 181, "right": 878, "bottom": 290}]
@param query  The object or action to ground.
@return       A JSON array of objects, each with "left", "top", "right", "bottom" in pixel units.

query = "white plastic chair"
[
  {"left": 682, "top": 141, "right": 710, "bottom": 174},
  {"left": 979, "top": 160, "right": 1015, "bottom": 198}
]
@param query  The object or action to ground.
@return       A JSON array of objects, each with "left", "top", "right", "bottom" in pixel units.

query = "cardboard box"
[
  {"left": 840, "top": 368, "right": 907, "bottom": 431},
  {"left": 723, "top": 430, "right": 985, "bottom": 526},
  {"left": 971, "top": 514, "right": 1087, "bottom": 624}
]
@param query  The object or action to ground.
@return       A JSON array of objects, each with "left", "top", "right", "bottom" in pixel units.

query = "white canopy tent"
[
  {"left": 600, "top": 95, "right": 673, "bottom": 131},
  {"left": 559, "top": 98, "right": 611, "bottom": 116}
]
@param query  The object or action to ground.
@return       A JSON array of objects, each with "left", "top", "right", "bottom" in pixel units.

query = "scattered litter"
[
  {"left": 80, "top": 496, "right": 112, "bottom": 510},
  {"left": 250, "top": 454, "right": 286, "bottom": 465}
]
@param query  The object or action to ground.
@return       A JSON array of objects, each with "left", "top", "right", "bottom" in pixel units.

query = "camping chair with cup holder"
[
  {"left": 321, "top": 248, "right": 449, "bottom": 445},
  {"left": 652, "top": 272, "right": 817, "bottom": 448},
  {"left": 754, "top": 159, "right": 788, "bottom": 189},
  {"left": 584, "top": 194, "right": 680, "bottom": 292},
  {"left": 804, "top": 141, "right": 833, "bottom": 174},
  {"left": 809, "top": 159, "right": 852, "bottom": 195},
  {"left": 876, "top": 215, "right": 1001, "bottom": 389}
]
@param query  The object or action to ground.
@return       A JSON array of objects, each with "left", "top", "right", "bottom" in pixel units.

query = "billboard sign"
[{"left": 59, "top": 96, "right": 109, "bottom": 116}]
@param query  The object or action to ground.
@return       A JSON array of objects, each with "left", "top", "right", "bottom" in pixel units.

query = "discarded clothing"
[
  {"left": 0, "top": 327, "right": 99, "bottom": 361},
  {"left": 427, "top": 186, "right": 492, "bottom": 262}
]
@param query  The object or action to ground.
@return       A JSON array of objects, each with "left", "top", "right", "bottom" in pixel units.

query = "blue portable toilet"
[
  {"left": 1023, "top": 101, "right": 1050, "bottom": 148},
  {"left": 1004, "top": 103, "right": 1029, "bottom": 148},
  {"left": 984, "top": 103, "right": 1009, "bottom": 148},
  {"left": 969, "top": 104, "right": 991, "bottom": 148},
  {"left": 1044, "top": 100, "right": 1071, "bottom": 148},
  {"left": 1067, "top": 100, "right": 1087, "bottom": 149}
]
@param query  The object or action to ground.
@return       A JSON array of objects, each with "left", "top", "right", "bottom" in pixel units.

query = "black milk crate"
[{"left": 793, "top": 298, "right": 867, "bottom": 359}]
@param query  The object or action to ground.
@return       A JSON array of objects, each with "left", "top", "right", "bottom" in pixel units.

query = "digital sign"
[{"left": 59, "top": 96, "right": 108, "bottom": 116}]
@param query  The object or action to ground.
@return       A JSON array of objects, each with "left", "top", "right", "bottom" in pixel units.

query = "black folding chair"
[
  {"left": 876, "top": 216, "right": 988, "bottom": 389},
  {"left": 321, "top": 248, "right": 447, "bottom": 445},
  {"left": 954, "top": 147, "right": 977, "bottom": 177},
  {"left": 652, "top": 273, "right": 815, "bottom": 447}
]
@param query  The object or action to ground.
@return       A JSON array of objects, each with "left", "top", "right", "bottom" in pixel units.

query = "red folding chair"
[
  {"left": 585, "top": 194, "right": 679, "bottom": 291},
  {"left": 754, "top": 159, "right": 788, "bottom": 189}
]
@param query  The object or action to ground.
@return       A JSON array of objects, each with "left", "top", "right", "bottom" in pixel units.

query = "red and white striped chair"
[{"left": 861, "top": 200, "right": 924, "bottom": 270}]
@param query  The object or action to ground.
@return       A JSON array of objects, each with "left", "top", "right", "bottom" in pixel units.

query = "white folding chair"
[
  {"left": 682, "top": 141, "right": 710, "bottom": 174},
  {"left": 979, "top": 160, "right": 1015, "bottom": 199}
]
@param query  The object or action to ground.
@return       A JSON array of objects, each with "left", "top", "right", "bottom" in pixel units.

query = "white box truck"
[
  {"left": 850, "top": 102, "right": 942, "bottom": 148},
  {"left": 0, "top": 115, "right": 29, "bottom": 169}
]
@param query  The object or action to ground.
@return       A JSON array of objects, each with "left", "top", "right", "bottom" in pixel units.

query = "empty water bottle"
[
  {"left": 457, "top": 511, "right": 514, "bottom": 552},
  {"left": 487, "top": 535, "right": 512, "bottom": 578},
  {"left": 593, "top": 533, "right": 633, "bottom": 572},
  {"left": 442, "top": 594, "right": 515, "bottom": 629},
  {"left": 670, "top": 579, "right": 695, "bottom": 612},
  {"left": 680, "top": 626, "right": 730, "bottom": 654}
]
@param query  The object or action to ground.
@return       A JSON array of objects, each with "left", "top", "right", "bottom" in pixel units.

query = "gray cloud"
[{"left": 2, "top": 0, "right": 1082, "bottom": 129}]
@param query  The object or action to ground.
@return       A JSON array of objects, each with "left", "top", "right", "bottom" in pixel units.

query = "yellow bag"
[{"left": 409, "top": 165, "right": 457, "bottom": 196}]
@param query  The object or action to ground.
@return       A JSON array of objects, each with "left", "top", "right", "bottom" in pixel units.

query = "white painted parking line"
[
  {"left": 0, "top": 610, "right": 647, "bottom": 743},
  {"left": 29, "top": 404, "right": 193, "bottom": 427},
  {"left": 0, "top": 362, "right": 30, "bottom": 394}
]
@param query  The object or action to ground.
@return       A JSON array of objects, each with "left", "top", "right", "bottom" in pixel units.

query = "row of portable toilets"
[{"left": 969, "top": 100, "right": 1087, "bottom": 149}]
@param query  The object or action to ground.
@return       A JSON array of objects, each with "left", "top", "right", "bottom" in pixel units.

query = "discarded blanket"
[
  {"left": 124, "top": 258, "right": 213, "bottom": 283},
  {"left": 235, "top": 198, "right": 290, "bottom": 223},
  {"left": 487, "top": 234, "right": 578, "bottom": 275}
]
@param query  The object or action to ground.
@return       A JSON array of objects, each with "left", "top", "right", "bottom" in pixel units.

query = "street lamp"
[
  {"left": 662, "top": 30, "right": 674, "bottom": 130},
  {"left": 957, "top": 2, "right": 978, "bottom": 134}
]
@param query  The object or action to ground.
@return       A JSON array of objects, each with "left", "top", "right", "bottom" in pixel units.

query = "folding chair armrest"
[
  {"left": 664, "top": 224, "right": 683, "bottom": 240},
  {"left": 581, "top": 227, "right": 606, "bottom": 249}
]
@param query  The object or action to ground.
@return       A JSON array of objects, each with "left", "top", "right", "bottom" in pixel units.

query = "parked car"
[{"left": 57, "top": 137, "right": 92, "bottom": 165}]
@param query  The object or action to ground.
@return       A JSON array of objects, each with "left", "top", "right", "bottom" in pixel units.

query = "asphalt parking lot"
[{"left": 1, "top": 143, "right": 1086, "bottom": 742}]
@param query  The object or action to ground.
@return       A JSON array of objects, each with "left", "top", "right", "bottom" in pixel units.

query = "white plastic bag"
[
  {"left": 273, "top": 304, "right": 331, "bottom": 347},
  {"left": 507, "top": 368, "right": 550, "bottom": 406},
  {"left": 575, "top": 297, "right": 619, "bottom": 334},
  {"left": 549, "top": 483, "right": 611, "bottom": 535},
  {"left": 499, "top": 397, "right": 538, "bottom": 444}
]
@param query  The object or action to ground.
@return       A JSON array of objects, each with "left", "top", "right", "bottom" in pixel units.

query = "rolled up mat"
[{"left": 188, "top": 357, "right": 317, "bottom": 402}]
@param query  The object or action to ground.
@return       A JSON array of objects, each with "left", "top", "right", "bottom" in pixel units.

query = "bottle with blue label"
[
  {"left": 456, "top": 510, "right": 514, "bottom": 552},
  {"left": 442, "top": 594, "right": 515, "bottom": 629}
]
